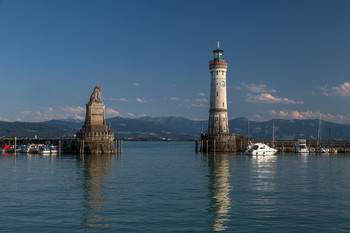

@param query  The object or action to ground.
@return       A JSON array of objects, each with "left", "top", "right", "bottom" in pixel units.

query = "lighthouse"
[
  {"left": 201, "top": 42, "right": 236, "bottom": 152},
  {"left": 208, "top": 41, "right": 229, "bottom": 134}
]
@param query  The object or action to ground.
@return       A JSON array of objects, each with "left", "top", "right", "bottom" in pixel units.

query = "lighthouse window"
[
  {"left": 216, "top": 71, "right": 218, "bottom": 75},
  {"left": 217, "top": 92, "right": 218, "bottom": 96},
  {"left": 223, "top": 102, "right": 224, "bottom": 107}
]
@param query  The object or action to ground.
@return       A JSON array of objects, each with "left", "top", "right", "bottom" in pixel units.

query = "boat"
[
  {"left": 39, "top": 146, "right": 51, "bottom": 155},
  {"left": 330, "top": 147, "right": 338, "bottom": 153},
  {"left": 39, "top": 145, "right": 58, "bottom": 154},
  {"left": 295, "top": 139, "right": 309, "bottom": 153},
  {"left": 1, "top": 145, "right": 11, "bottom": 153},
  {"left": 246, "top": 140, "right": 254, "bottom": 150},
  {"left": 0, "top": 145, "right": 12, "bottom": 153},
  {"left": 29, "top": 144, "right": 39, "bottom": 154},
  {"left": 316, "top": 116, "right": 329, "bottom": 153},
  {"left": 20, "top": 144, "right": 35, "bottom": 153},
  {"left": 319, "top": 146, "right": 330, "bottom": 153},
  {"left": 49, "top": 146, "right": 58, "bottom": 154},
  {"left": 244, "top": 143, "right": 278, "bottom": 155}
]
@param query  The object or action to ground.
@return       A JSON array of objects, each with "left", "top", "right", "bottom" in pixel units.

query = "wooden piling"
[
  {"left": 120, "top": 140, "right": 123, "bottom": 154},
  {"left": 214, "top": 140, "right": 216, "bottom": 153},
  {"left": 14, "top": 137, "right": 17, "bottom": 156},
  {"left": 59, "top": 140, "right": 61, "bottom": 154},
  {"left": 201, "top": 140, "right": 203, "bottom": 153},
  {"left": 195, "top": 140, "right": 198, "bottom": 153},
  {"left": 117, "top": 139, "right": 120, "bottom": 153},
  {"left": 206, "top": 140, "right": 208, "bottom": 153}
]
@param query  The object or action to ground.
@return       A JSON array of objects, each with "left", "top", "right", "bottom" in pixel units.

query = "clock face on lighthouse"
[{"left": 220, "top": 81, "right": 225, "bottom": 87}]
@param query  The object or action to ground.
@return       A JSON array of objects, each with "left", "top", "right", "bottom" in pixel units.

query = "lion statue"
[{"left": 89, "top": 85, "right": 102, "bottom": 103}]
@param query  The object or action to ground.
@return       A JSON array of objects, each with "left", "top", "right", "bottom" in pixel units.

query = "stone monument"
[{"left": 77, "top": 86, "right": 116, "bottom": 154}]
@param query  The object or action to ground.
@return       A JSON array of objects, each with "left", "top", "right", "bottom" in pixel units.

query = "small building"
[{"left": 76, "top": 86, "right": 115, "bottom": 154}]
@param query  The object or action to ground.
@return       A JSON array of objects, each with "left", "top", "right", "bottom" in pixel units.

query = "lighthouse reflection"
[
  {"left": 206, "top": 154, "right": 232, "bottom": 231},
  {"left": 78, "top": 154, "right": 116, "bottom": 230}
]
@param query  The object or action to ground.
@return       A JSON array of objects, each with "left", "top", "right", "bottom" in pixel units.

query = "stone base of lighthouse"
[{"left": 201, "top": 133, "right": 236, "bottom": 152}]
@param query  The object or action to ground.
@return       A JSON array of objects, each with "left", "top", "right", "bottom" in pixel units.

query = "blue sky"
[{"left": 1, "top": 0, "right": 350, "bottom": 123}]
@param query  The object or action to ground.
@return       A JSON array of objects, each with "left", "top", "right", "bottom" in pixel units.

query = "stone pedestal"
[
  {"left": 77, "top": 86, "right": 116, "bottom": 154},
  {"left": 201, "top": 133, "right": 236, "bottom": 152},
  {"left": 83, "top": 102, "right": 106, "bottom": 132}
]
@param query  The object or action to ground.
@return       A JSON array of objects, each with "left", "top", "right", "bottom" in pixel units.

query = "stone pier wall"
[{"left": 201, "top": 133, "right": 237, "bottom": 152}]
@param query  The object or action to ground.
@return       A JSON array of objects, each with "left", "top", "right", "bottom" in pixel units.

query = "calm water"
[{"left": 1, "top": 141, "right": 350, "bottom": 232}]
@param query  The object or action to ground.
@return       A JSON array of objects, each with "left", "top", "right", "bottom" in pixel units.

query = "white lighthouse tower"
[
  {"left": 201, "top": 42, "right": 236, "bottom": 152},
  {"left": 208, "top": 41, "right": 229, "bottom": 134}
]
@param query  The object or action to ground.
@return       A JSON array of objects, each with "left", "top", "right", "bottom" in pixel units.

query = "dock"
[
  {"left": 236, "top": 137, "right": 350, "bottom": 153},
  {"left": 0, "top": 138, "right": 123, "bottom": 154}
]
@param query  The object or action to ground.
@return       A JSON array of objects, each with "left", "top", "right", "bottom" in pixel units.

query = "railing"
[{"left": 209, "top": 60, "right": 227, "bottom": 65}]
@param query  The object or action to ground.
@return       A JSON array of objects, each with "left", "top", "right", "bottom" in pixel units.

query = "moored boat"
[
  {"left": 39, "top": 146, "right": 51, "bottom": 154},
  {"left": 245, "top": 143, "right": 278, "bottom": 155},
  {"left": 1, "top": 145, "right": 11, "bottom": 153},
  {"left": 295, "top": 139, "right": 309, "bottom": 153}
]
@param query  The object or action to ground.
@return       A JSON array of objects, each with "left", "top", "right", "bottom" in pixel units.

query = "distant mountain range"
[{"left": 1, "top": 116, "right": 350, "bottom": 140}]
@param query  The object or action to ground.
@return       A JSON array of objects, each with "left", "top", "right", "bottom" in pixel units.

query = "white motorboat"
[
  {"left": 39, "top": 145, "right": 58, "bottom": 154},
  {"left": 39, "top": 146, "right": 51, "bottom": 154},
  {"left": 295, "top": 139, "right": 309, "bottom": 153},
  {"left": 244, "top": 143, "right": 278, "bottom": 155},
  {"left": 49, "top": 146, "right": 58, "bottom": 154}
]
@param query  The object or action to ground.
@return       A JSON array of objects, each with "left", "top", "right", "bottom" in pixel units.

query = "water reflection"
[
  {"left": 206, "top": 154, "right": 231, "bottom": 231},
  {"left": 78, "top": 154, "right": 117, "bottom": 231},
  {"left": 249, "top": 155, "right": 277, "bottom": 192}
]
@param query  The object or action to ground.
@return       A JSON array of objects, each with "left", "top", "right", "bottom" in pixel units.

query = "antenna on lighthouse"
[{"left": 217, "top": 41, "right": 220, "bottom": 49}]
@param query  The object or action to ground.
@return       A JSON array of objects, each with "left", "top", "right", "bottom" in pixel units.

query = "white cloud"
[
  {"left": 254, "top": 114, "right": 265, "bottom": 121},
  {"left": 198, "top": 92, "right": 205, "bottom": 96},
  {"left": 179, "top": 103, "right": 205, "bottom": 108},
  {"left": 139, "top": 113, "right": 147, "bottom": 117},
  {"left": 190, "top": 118, "right": 206, "bottom": 121},
  {"left": 267, "top": 109, "right": 350, "bottom": 124},
  {"left": 319, "top": 84, "right": 329, "bottom": 96},
  {"left": 127, "top": 113, "right": 135, "bottom": 117},
  {"left": 195, "top": 98, "right": 208, "bottom": 103},
  {"left": 133, "top": 82, "right": 140, "bottom": 86},
  {"left": 18, "top": 106, "right": 86, "bottom": 122},
  {"left": 332, "top": 82, "right": 350, "bottom": 97},
  {"left": 243, "top": 83, "right": 276, "bottom": 93},
  {"left": 170, "top": 97, "right": 180, "bottom": 101},
  {"left": 0, "top": 117, "right": 9, "bottom": 121},
  {"left": 103, "top": 97, "right": 129, "bottom": 102},
  {"left": 246, "top": 93, "right": 303, "bottom": 104},
  {"left": 135, "top": 98, "right": 146, "bottom": 103},
  {"left": 106, "top": 108, "right": 121, "bottom": 117},
  {"left": 230, "top": 85, "right": 242, "bottom": 90}
]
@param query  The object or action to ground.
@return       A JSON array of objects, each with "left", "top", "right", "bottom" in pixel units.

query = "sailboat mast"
[
  {"left": 272, "top": 120, "right": 275, "bottom": 147},
  {"left": 317, "top": 116, "right": 322, "bottom": 148},
  {"left": 329, "top": 123, "right": 332, "bottom": 147},
  {"left": 247, "top": 119, "right": 250, "bottom": 142}
]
